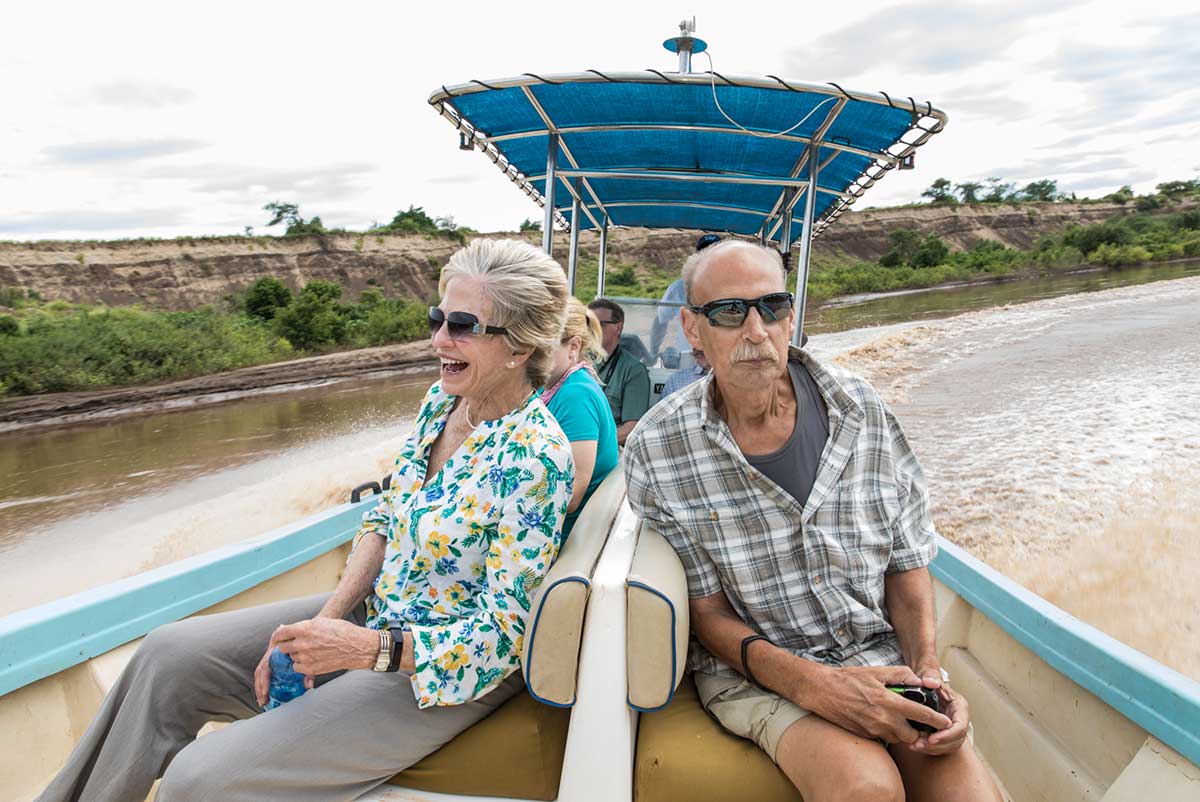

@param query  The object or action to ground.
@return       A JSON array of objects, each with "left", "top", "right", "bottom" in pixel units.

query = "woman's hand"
[{"left": 254, "top": 619, "right": 379, "bottom": 698}]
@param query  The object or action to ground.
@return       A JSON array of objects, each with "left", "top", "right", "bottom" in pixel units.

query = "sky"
[{"left": 1, "top": 0, "right": 1196, "bottom": 241}]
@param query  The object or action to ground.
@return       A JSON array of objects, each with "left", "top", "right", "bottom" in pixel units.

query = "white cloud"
[{"left": 0, "top": 0, "right": 1194, "bottom": 241}]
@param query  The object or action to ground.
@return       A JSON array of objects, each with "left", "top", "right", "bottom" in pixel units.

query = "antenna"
[{"left": 663, "top": 17, "right": 708, "bottom": 74}]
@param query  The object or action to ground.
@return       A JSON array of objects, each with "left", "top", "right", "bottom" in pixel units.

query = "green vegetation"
[
  {"left": 807, "top": 204, "right": 1200, "bottom": 301},
  {"left": 0, "top": 278, "right": 433, "bottom": 399}
]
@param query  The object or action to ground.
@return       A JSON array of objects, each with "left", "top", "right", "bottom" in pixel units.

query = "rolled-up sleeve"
[
  {"left": 624, "top": 433, "right": 722, "bottom": 598},
  {"left": 883, "top": 407, "right": 938, "bottom": 573},
  {"left": 409, "top": 443, "right": 573, "bottom": 707}
]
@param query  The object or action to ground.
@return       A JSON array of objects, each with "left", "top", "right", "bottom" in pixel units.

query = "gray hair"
[
  {"left": 439, "top": 239, "right": 568, "bottom": 387},
  {"left": 681, "top": 239, "right": 786, "bottom": 304}
]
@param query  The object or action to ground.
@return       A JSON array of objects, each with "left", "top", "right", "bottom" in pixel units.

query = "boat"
[{"left": 3, "top": 20, "right": 1199, "bottom": 802}]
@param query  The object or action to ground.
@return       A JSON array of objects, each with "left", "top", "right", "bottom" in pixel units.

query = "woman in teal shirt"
[{"left": 543, "top": 298, "right": 619, "bottom": 535}]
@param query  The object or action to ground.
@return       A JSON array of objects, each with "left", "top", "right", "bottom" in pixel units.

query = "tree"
[
  {"left": 519, "top": 218, "right": 542, "bottom": 232},
  {"left": 263, "top": 202, "right": 302, "bottom": 229},
  {"left": 909, "top": 235, "right": 950, "bottom": 268},
  {"left": 244, "top": 277, "right": 292, "bottom": 321},
  {"left": 263, "top": 202, "right": 327, "bottom": 236},
  {"left": 921, "top": 178, "right": 957, "bottom": 205},
  {"left": 1156, "top": 180, "right": 1199, "bottom": 199},
  {"left": 1103, "top": 185, "right": 1135, "bottom": 205},
  {"left": 879, "top": 229, "right": 922, "bottom": 267},
  {"left": 273, "top": 280, "right": 346, "bottom": 349},
  {"left": 1018, "top": 179, "right": 1059, "bottom": 202},
  {"left": 955, "top": 181, "right": 983, "bottom": 204},
  {"left": 982, "top": 177, "right": 1015, "bottom": 203}
]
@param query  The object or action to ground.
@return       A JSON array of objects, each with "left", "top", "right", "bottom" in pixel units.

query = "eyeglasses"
[
  {"left": 688, "top": 292, "right": 794, "bottom": 328},
  {"left": 428, "top": 307, "right": 508, "bottom": 339},
  {"left": 597, "top": 319, "right": 621, "bottom": 327}
]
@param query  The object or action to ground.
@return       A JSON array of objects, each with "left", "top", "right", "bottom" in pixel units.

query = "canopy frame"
[{"left": 430, "top": 68, "right": 946, "bottom": 344}]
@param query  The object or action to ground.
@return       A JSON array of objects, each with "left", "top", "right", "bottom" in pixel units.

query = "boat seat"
[
  {"left": 627, "top": 524, "right": 803, "bottom": 800},
  {"left": 635, "top": 674, "right": 804, "bottom": 802},
  {"left": 385, "top": 467, "right": 625, "bottom": 799}
]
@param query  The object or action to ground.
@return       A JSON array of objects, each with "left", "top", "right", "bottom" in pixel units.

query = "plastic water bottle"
[{"left": 264, "top": 648, "right": 307, "bottom": 710}]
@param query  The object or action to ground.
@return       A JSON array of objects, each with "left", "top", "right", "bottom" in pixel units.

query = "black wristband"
[
  {"left": 741, "top": 634, "right": 770, "bottom": 687},
  {"left": 386, "top": 627, "right": 404, "bottom": 672}
]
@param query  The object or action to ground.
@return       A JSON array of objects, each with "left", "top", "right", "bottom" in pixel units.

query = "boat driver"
[{"left": 624, "top": 240, "right": 1002, "bottom": 802}]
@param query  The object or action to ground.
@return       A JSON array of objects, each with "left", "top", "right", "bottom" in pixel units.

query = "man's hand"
[
  {"left": 907, "top": 681, "right": 970, "bottom": 755},
  {"left": 803, "top": 664, "right": 953, "bottom": 745},
  {"left": 253, "top": 619, "right": 378, "bottom": 702}
]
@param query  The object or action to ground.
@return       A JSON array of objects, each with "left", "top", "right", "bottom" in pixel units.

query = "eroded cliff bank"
[{"left": 0, "top": 201, "right": 1131, "bottom": 309}]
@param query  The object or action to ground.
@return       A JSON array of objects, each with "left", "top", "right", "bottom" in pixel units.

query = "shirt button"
[
  {"left": 709, "top": 511, "right": 720, "bottom": 521},
  {"left": 836, "top": 628, "right": 845, "bottom": 637},
  {"left": 813, "top": 575, "right": 822, "bottom": 585}
]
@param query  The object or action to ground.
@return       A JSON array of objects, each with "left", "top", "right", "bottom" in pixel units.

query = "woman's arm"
[
  {"left": 566, "top": 439, "right": 597, "bottom": 512},
  {"left": 317, "top": 532, "right": 386, "bottom": 620}
]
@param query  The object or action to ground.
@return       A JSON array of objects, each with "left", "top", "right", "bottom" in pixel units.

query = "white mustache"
[{"left": 731, "top": 343, "right": 778, "bottom": 363}]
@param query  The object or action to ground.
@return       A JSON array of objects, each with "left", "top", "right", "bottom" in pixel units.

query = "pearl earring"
[{"left": 508, "top": 361, "right": 516, "bottom": 368}]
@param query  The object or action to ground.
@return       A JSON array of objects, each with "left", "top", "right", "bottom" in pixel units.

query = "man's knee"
[
  {"left": 833, "top": 771, "right": 905, "bottom": 802},
  {"left": 132, "top": 619, "right": 205, "bottom": 675}
]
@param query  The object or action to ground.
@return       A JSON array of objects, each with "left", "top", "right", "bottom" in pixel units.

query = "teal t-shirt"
[{"left": 546, "top": 369, "right": 619, "bottom": 536}]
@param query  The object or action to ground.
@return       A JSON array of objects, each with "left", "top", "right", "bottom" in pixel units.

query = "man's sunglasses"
[
  {"left": 428, "top": 307, "right": 508, "bottom": 339},
  {"left": 688, "top": 292, "right": 795, "bottom": 328}
]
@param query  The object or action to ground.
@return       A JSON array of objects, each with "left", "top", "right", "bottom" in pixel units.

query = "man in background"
[{"left": 588, "top": 298, "right": 650, "bottom": 445}]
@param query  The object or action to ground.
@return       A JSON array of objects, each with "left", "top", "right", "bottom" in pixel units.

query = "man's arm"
[
  {"left": 884, "top": 566, "right": 939, "bottom": 678},
  {"left": 690, "top": 591, "right": 949, "bottom": 744},
  {"left": 617, "top": 364, "right": 652, "bottom": 445}
]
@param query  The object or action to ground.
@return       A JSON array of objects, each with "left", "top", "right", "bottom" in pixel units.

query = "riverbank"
[
  {"left": 5, "top": 258, "right": 1199, "bottom": 432},
  {"left": 0, "top": 339, "right": 434, "bottom": 432}
]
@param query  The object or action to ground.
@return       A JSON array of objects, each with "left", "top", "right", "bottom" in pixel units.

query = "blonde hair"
[
  {"left": 439, "top": 239, "right": 568, "bottom": 387},
  {"left": 562, "top": 297, "right": 605, "bottom": 363}
]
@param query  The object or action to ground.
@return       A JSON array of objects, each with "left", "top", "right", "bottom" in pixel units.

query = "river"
[{"left": 2, "top": 261, "right": 1198, "bottom": 678}]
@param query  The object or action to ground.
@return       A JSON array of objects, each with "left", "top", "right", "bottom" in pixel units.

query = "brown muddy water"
[{"left": 2, "top": 261, "right": 1199, "bottom": 678}]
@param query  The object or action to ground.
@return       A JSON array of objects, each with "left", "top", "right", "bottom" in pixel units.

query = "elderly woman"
[
  {"left": 541, "top": 298, "right": 618, "bottom": 535},
  {"left": 37, "top": 239, "right": 574, "bottom": 802}
]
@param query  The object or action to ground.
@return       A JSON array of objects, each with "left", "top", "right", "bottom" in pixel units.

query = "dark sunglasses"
[
  {"left": 428, "top": 307, "right": 508, "bottom": 339},
  {"left": 688, "top": 292, "right": 794, "bottom": 328}
]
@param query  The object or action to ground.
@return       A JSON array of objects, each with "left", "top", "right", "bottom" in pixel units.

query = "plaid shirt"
[{"left": 624, "top": 348, "right": 937, "bottom": 677}]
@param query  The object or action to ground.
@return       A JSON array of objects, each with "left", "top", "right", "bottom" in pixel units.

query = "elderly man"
[
  {"left": 624, "top": 240, "right": 1001, "bottom": 802},
  {"left": 588, "top": 297, "right": 651, "bottom": 445}
]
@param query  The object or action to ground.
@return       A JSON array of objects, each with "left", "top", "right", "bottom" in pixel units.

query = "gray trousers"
[{"left": 36, "top": 593, "right": 524, "bottom": 802}]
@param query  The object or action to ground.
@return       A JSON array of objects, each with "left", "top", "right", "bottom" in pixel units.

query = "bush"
[
  {"left": 1063, "top": 222, "right": 1131, "bottom": 255},
  {"left": 244, "top": 277, "right": 292, "bottom": 321},
  {"left": 909, "top": 236, "right": 950, "bottom": 268},
  {"left": 273, "top": 282, "right": 346, "bottom": 350},
  {"left": 0, "top": 315, "right": 19, "bottom": 336},
  {"left": 1088, "top": 243, "right": 1152, "bottom": 267},
  {"left": 0, "top": 306, "right": 291, "bottom": 396}
]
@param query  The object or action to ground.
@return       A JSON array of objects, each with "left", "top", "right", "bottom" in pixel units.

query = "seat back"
[
  {"left": 625, "top": 524, "right": 690, "bottom": 711},
  {"left": 521, "top": 466, "right": 626, "bottom": 706}
]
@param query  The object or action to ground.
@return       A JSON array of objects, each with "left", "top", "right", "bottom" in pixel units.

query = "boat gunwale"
[
  {"left": 931, "top": 538, "right": 1200, "bottom": 769},
  {"left": 0, "top": 499, "right": 368, "bottom": 697}
]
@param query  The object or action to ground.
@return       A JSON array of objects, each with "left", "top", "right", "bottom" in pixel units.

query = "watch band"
[
  {"left": 371, "top": 628, "right": 393, "bottom": 672},
  {"left": 386, "top": 627, "right": 405, "bottom": 672}
]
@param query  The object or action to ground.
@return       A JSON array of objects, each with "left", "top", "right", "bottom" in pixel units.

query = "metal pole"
[
  {"left": 542, "top": 133, "right": 559, "bottom": 256},
  {"left": 778, "top": 189, "right": 793, "bottom": 275},
  {"left": 792, "top": 145, "right": 820, "bottom": 347},
  {"left": 567, "top": 184, "right": 581, "bottom": 292},
  {"left": 597, "top": 214, "right": 609, "bottom": 299}
]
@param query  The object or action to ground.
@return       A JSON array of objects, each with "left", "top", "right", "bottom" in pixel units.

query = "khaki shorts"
[{"left": 694, "top": 670, "right": 811, "bottom": 763}]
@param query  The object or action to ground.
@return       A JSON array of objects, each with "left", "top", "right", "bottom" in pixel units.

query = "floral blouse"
[{"left": 356, "top": 381, "right": 573, "bottom": 707}]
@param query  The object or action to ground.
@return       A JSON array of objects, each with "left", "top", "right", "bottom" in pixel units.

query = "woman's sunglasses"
[
  {"left": 688, "top": 292, "right": 794, "bottom": 328},
  {"left": 428, "top": 307, "right": 509, "bottom": 339}
]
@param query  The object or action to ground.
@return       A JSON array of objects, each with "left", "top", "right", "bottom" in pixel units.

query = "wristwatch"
[{"left": 371, "top": 628, "right": 393, "bottom": 672}]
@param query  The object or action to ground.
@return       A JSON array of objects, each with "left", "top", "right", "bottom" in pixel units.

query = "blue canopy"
[{"left": 429, "top": 71, "right": 946, "bottom": 246}]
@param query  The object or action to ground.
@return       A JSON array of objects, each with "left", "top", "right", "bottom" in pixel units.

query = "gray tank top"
[{"left": 745, "top": 361, "right": 830, "bottom": 508}]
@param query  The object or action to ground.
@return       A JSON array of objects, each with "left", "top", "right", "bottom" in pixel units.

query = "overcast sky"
[{"left": 1, "top": 0, "right": 1196, "bottom": 241}]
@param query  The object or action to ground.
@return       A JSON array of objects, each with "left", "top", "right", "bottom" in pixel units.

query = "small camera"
[{"left": 885, "top": 685, "right": 940, "bottom": 733}]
